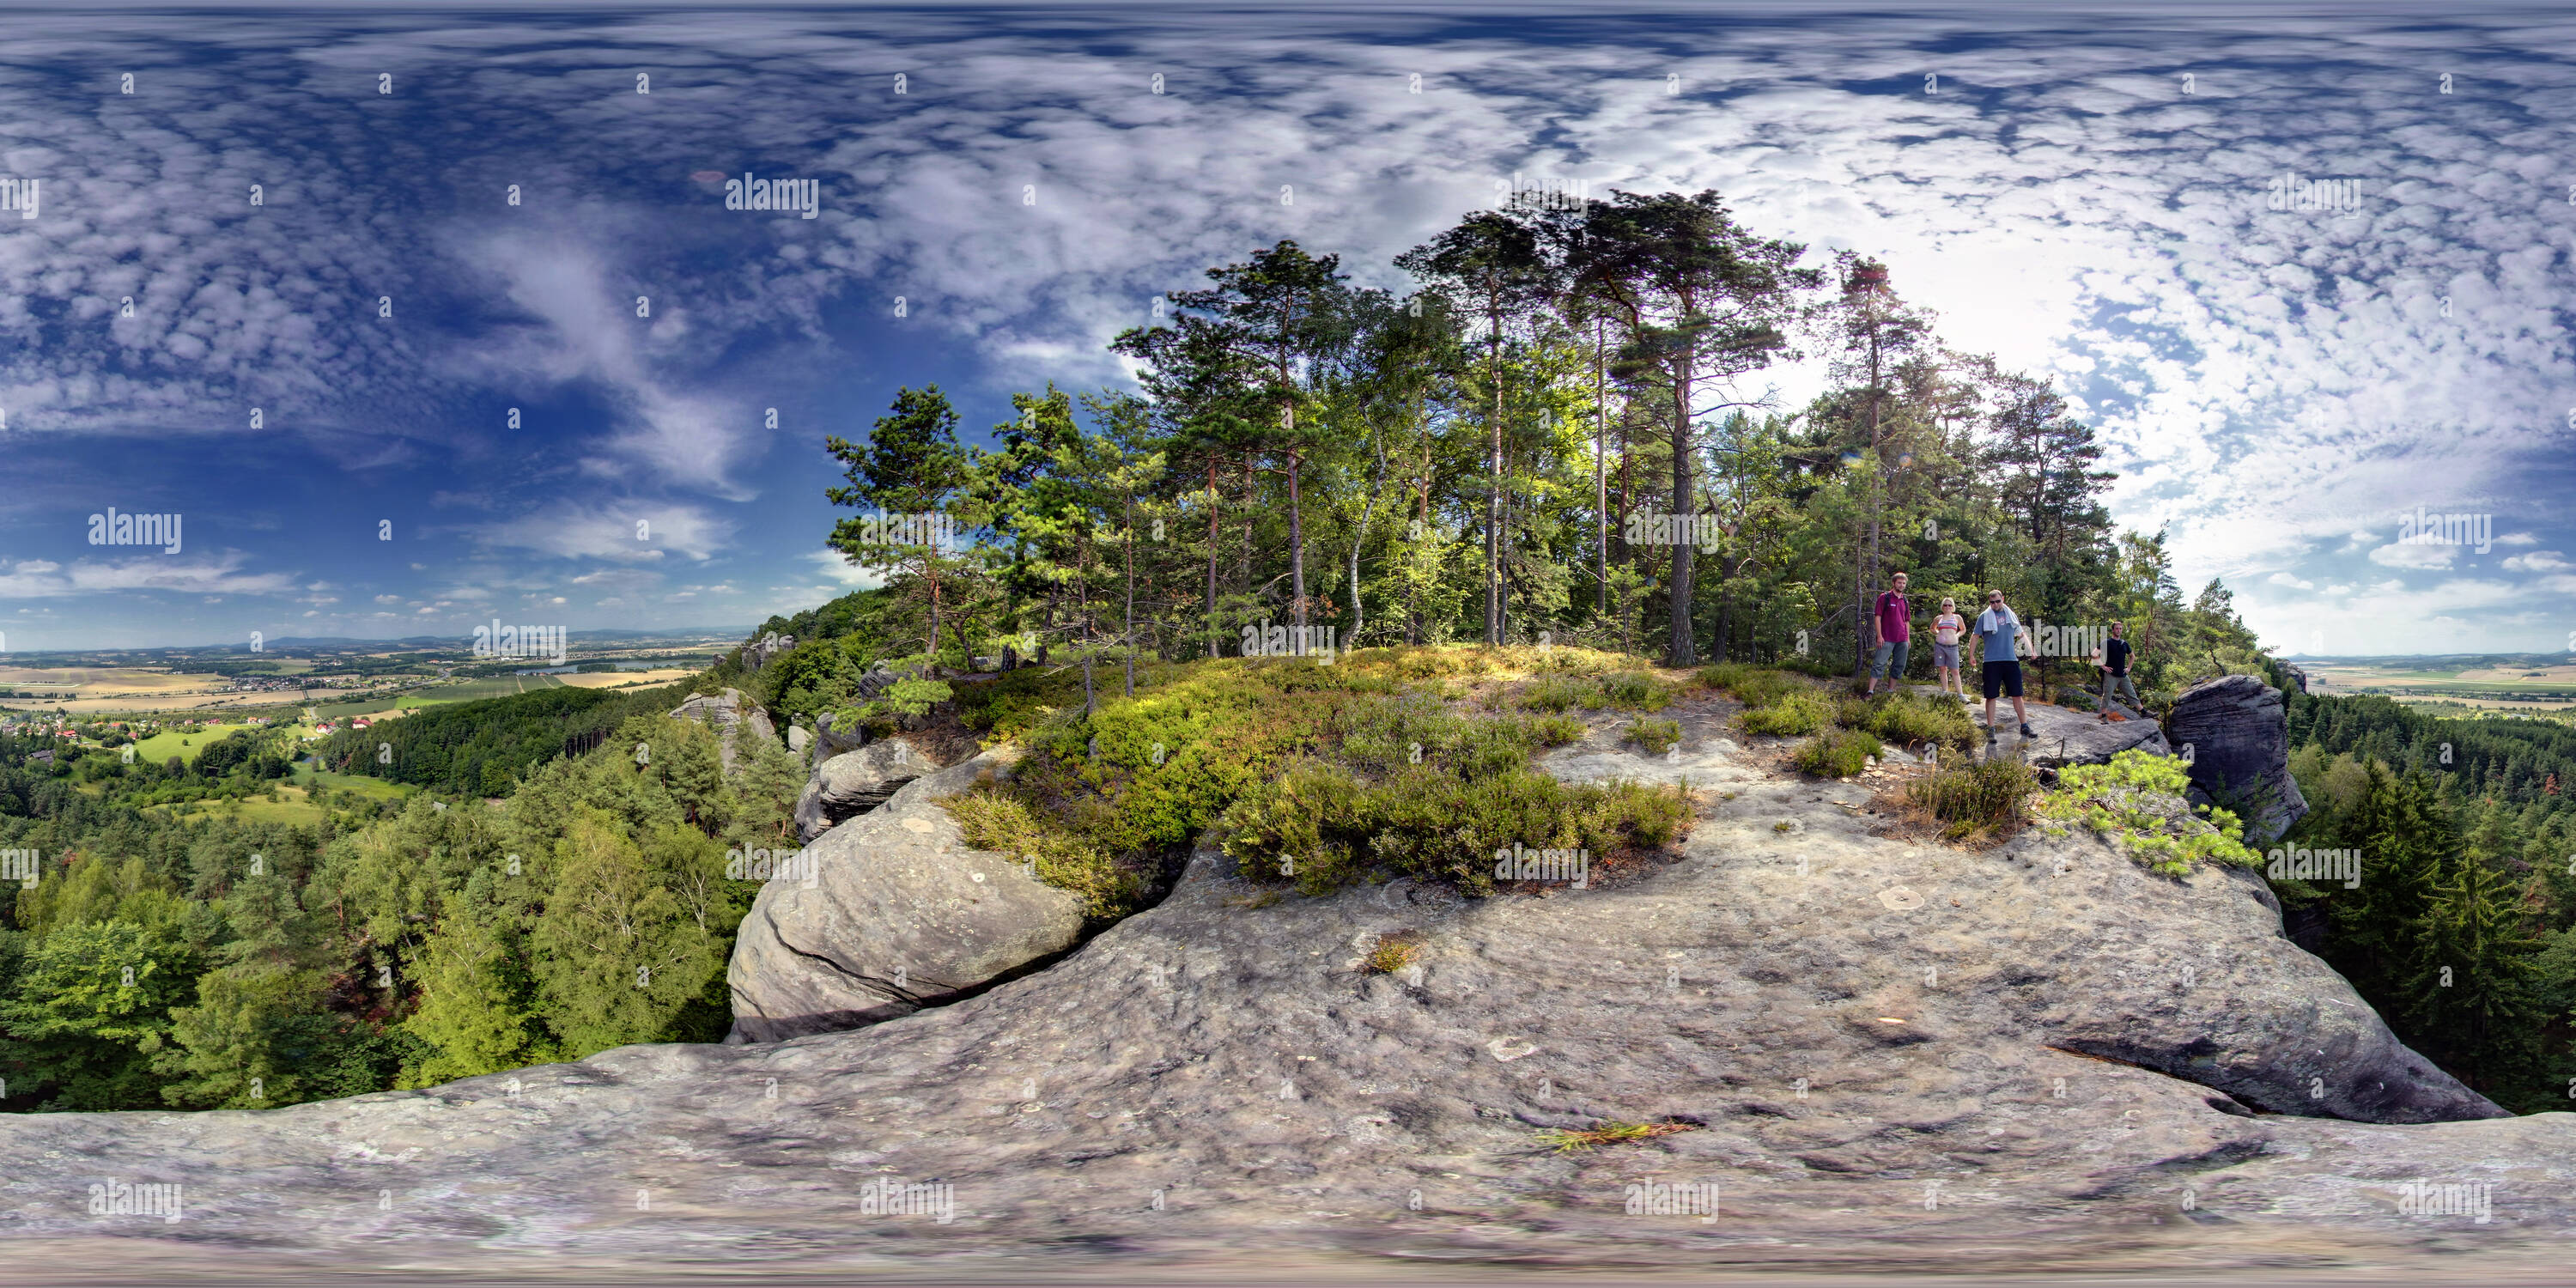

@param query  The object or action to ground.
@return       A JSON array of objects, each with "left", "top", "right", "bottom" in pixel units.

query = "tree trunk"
[
  {"left": 1486, "top": 299, "right": 1503, "bottom": 646},
  {"left": 1124, "top": 488, "right": 1137, "bottom": 696},
  {"left": 1668, "top": 358, "right": 1696, "bottom": 666},
  {"left": 1595, "top": 316, "right": 1607, "bottom": 618},
  {"left": 1205, "top": 459, "right": 1220, "bottom": 658},
  {"left": 1288, "top": 441, "right": 1307, "bottom": 639}
]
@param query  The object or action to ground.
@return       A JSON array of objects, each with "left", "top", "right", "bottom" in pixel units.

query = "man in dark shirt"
[{"left": 2095, "top": 620, "right": 2139, "bottom": 720}]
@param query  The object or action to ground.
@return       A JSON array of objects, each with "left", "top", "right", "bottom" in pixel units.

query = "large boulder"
[
  {"left": 792, "top": 738, "right": 927, "bottom": 843},
  {"left": 667, "top": 687, "right": 777, "bottom": 773},
  {"left": 727, "top": 747, "right": 1082, "bottom": 1044},
  {"left": 2166, "top": 673, "right": 2309, "bottom": 847}
]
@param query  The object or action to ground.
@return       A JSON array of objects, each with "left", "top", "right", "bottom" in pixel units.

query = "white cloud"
[
  {"left": 808, "top": 550, "right": 882, "bottom": 591},
  {"left": 2367, "top": 543, "right": 2458, "bottom": 570},
  {"left": 469, "top": 503, "right": 730, "bottom": 563},
  {"left": 0, "top": 555, "right": 298, "bottom": 598},
  {"left": 2501, "top": 550, "right": 2571, "bottom": 574}
]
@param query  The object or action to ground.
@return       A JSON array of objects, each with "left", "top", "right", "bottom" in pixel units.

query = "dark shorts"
[{"left": 1981, "top": 659, "right": 2024, "bottom": 699}]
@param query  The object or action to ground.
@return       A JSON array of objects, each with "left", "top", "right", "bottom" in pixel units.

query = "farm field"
[
  {"left": 0, "top": 665, "right": 238, "bottom": 713},
  {"left": 556, "top": 668, "right": 695, "bottom": 690},
  {"left": 2298, "top": 658, "right": 2576, "bottom": 709},
  {"left": 289, "top": 765, "right": 414, "bottom": 799},
  {"left": 126, "top": 722, "right": 260, "bottom": 764},
  {"left": 397, "top": 673, "right": 568, "bottom": 706}
]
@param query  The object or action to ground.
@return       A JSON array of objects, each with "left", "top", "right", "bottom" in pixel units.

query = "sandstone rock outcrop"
[
  {"left": 0, "top": 693, "right": 2552, "bottom": 1282},
  {"left": 667, "top": 687, "right": 777, "bottom": 773},
  {"left": 792, "top": 738, "right": 926, "bottom": 843},
  {"left": 728, "top": 746, "right": 1082, "bottom": 1044},
  {"left": 811, "top": 708, "right": 867, "bottom": 760},
  {"left": 2167, "top": 673, "right": 2309, "bottom": 847}
]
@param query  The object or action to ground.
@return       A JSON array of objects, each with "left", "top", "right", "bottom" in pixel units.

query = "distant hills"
[{"left": 3, "top": 628, "right": 756, "bottom": 662}]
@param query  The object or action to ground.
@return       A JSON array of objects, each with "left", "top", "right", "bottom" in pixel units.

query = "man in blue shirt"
[{"left": 1975, "top": 589, "right": 2034, "bottom": 742}]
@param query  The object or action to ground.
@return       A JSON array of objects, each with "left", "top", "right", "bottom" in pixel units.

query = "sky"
[{"left": 1, "top": 3, "right": 2571, "bottom": 656}]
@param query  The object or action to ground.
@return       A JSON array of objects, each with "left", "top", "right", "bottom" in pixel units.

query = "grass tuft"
[
  {"left": 1534, "top": 1120, "right": 1700, "bottom": 1152},
  {"left": 1905, "top": 756, "right": 2039, "bottom": 841}
]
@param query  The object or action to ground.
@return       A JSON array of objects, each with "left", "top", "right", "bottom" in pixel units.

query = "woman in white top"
[{"left": 1930, "top": 598, "right": 1967, "bottom": 702}]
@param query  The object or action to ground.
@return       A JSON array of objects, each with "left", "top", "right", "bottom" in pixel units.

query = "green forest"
[{"left": 3, "top": 189, "right": 2571, "bottom": 1115}]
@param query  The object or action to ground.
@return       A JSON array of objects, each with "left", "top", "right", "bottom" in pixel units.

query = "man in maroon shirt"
[{"left": 1867, "top": 570, "right": 1911, "bottom": 696}]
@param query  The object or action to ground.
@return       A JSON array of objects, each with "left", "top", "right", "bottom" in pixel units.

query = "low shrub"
[
  {"left": 1520, "top": 674, "right": 1589, "bottom": 714},
  {"left": 1219, "top": 760, "right": 1687, "bottom": 897},
  {"left": 1852, "top": 690, "right": 1978, "bottom": 750},
  {"left": 944, "top": 649, "right": 1692, "bottom": 914},
  {"left": 1740, "top": 689, "right": 1832, "bottom": 736},
  {"left": 945, "top": 786, "right": 1143, "bottom": 920},
  {"left": 1792, "top": 728, "right": 1882, "bottom": 778},
  {"left": 1699, "top": 664, "right": 1803, "bottom": 711},
  {"left": 1906, "top": 756, "right": 2038, "bottom": 840},
  {"left": 2034, "top": 749, "right": 2262, "bottom": 876},
  {"left": 1625, "top": 717, "right": 1681, "bottom": 755},
  {"left": 1597, "top": 671, "right": 1672, "bottom": 712}
]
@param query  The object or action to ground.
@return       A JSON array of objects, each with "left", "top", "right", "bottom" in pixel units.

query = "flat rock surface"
[{"left": 0, "top": 695, "right": 2560, "bottom": 1282}]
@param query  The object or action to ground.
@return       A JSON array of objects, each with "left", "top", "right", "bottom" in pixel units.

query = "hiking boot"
[{"left": 2020, "top": 723, "right": 2036, "bottom": 738}]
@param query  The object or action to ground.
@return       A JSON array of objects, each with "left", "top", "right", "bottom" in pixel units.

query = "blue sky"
[{"left": 2, "top": 3, "right": 2571, "bottom": 655}]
